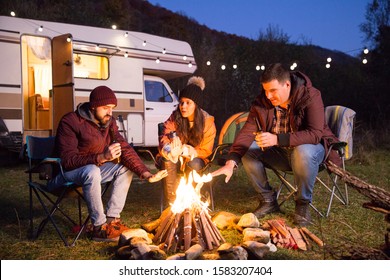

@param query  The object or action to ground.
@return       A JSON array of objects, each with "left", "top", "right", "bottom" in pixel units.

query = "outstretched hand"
[
  {"left": 148, "top": 169, "right": 168, "bottom": 183},
  {"left": 211, "top": 161, "right": 235, "bottom": 183}
]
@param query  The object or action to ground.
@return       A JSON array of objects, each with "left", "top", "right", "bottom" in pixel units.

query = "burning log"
[{"left": 153, "top": 171, "right": 225, "bottom": 253}]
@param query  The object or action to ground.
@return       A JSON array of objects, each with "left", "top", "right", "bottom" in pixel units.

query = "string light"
[
  {"left": 16, "top": 16, "right": 371, "bottom": 71},
  {"left": 66, "top": 36, "right": 72, "bottom": 43},
  {"left": 290, "top": 62, "right": 298, "bottom": 70},
  {"left": 111, "top": 25, "right": 117, "bottom": 30},
  {"left": 10, "top": 11, "right": 16, "bottom": 17}
]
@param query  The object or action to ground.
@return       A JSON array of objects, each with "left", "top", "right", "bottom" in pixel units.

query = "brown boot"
[
  {"left": 294, "top": 201, "right": 312, "bottom": 226},
  {"left": 161, "top": 160, "right": 179, "bottom": 206},
  {"left": 253, "top": 192, "right": 280, "bottom": 218}
]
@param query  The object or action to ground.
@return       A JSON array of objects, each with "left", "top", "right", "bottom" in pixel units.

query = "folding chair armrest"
[
  {"left": 137, "top": 149, "right": 159, "bottom": 168},
  {"left": 324, "top": 141, "right": 347, "bottom": 162},
  {"left": 28, "top": 157, "right": 72, "bottom": 183},
  {"left": 208, "top": 143, "right": 231, "bottom": 163},
  {"left": 330, "top": 141, "right": 347, "bottom": 151}
]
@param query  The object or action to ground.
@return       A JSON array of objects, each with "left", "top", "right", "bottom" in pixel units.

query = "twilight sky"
[{"left": 147, "top": 0, "right": 370, "bottom": 56}]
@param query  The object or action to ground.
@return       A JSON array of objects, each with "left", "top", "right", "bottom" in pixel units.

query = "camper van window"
[
  {"left": 73, "top": 53, "right": 109, "bottom": 79},
  {"left": 145, "top": 81, "right": 173, "bottom": 103}
]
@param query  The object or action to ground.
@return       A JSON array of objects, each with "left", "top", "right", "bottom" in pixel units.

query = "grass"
[{"left": 0, "top": 146, "right": 389, "bottom": 260}]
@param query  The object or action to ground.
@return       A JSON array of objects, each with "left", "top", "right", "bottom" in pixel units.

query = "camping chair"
[
  {"left": 199, "top": 112, "right": 250, "bottom": 209},
  {"left": 274, "top": 105, "right": 356, "bottom": 217},
  {"left": 26, "top": 135, "right": 112, "bottom": 246}
]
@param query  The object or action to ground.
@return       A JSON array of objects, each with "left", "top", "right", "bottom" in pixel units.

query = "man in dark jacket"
[
  {"left": 212, "top": 63, "right": 340, "bottom": 226},
  {"left": 48, "top": 86, "right": 167, "bottom": 241}
]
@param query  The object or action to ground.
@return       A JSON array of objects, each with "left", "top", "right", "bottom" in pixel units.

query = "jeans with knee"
[
  {"left": 48, "top": 162, "right": 133, "bottom": 226},
  {"left": 242, "top": 141, "right": 325, "bottom": 203}
]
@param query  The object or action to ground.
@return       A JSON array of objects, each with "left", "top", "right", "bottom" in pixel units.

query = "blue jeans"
[
  {"left": 241, "top": 141, "right": 325, "bottom": 203},
  {"left": 48, "top": 162, "right": 133, "bottom": 227}
]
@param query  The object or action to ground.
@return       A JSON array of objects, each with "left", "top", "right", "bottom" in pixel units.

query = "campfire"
[{"left": 153, "top": 170, "right": 225, "bottom": 253}]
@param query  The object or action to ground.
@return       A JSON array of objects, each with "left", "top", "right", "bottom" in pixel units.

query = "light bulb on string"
[
  {"left": 156, "top": 57, "right": 160, "bottom": 64},
  {"left": 124, "top": 32, "right": 128, "bottom": 37},
  {"left": 162, "top": 48, "right": 166, "bottom": 54},
  {"left": 362, "top": 58, "right": 368, "bottom": 64},
  {"left": 124, "top": 52, "right": 128, "bottom": 58},
  {"left": 188, "top": 62, "right": 193, "bottom": 68},
  {"left": 38, "top": 26, "right": 43, "bottom": 32},
  {"left": 326, "top": 63, "right": 331, "bottom": 69},
  {"left": 143, "top": 41, "right": 147, "bottom": 47},
  {"left": 221, "top": 65, "right": 226, "bottom": 70},
  {"left": 327, "top": 57, "right": 332, "bottom": 63},
  {"left": 10, "top": 11, "right": 16, "bottom": 17},
  {"left": 206, "top": 61, "right": 211, "bottom": 66},
  {"left": 111, "top": 25, "right": 117, "bottom": 30},
  {"left": 233, "top": 64, "right": 237, "bottom": 69},
  {"left": 183, "top": 55, "right": 187, "bottom": 61},
  {"left": 363, "top": 48, "right": 369, "bottom": 54}
]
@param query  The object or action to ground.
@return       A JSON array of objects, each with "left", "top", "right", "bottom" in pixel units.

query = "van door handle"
[{"left": 146, "top": 107, "right": 154, "bottom": 110}]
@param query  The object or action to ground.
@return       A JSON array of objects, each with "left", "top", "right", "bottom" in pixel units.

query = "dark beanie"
[
  {"left": 89, "top": 86, "right": 117, "bottom": 108},
  {"left": 179, "top": 76, "right": 205, "bottom": 108}
]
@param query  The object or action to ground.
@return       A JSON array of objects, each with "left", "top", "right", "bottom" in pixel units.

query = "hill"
[{"left": 0, "top": 0, "right": 375, "bottom": 129}]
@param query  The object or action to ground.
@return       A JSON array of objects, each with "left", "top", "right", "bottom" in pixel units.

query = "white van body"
[{"left": 0, "top": 16, "right": 196, "bottom": 148}]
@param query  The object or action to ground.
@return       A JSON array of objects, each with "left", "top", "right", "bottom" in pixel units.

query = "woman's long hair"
[{"left": 174, "top": 105, "right": 205, "bottom": 147}]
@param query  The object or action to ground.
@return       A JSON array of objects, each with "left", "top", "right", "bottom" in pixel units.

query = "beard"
[{"left": 94, "top": 112, "right": 112, "bottom": 126}]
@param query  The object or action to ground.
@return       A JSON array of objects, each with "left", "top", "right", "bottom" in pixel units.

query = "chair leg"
[{"left": 272, "top": 169, "right": 324, "bottom": 217}]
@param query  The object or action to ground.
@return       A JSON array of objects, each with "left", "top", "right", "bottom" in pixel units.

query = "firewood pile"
[
  {"left": 262, "top": 219, "right": 324, "bottom": 251},
  {"left": 152, "top": 206, "right": 225, "bottom": 253}
]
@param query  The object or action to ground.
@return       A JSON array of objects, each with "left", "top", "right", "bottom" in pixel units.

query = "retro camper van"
[{"left": 0, "top": 16, "right": 196, "bottom": 151}]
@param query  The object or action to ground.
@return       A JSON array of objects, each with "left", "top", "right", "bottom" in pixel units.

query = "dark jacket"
[
  {"left": 55, "top": 103, "right": 150, "bottom": 176},
  {"left": 228, "top": 71, "right": 342, "bottom": 166}
]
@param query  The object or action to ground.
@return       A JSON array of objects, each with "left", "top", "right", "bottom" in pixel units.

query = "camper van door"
[
  {"left": 143, "top": 76, "right": 178, "bottom": 146},
  {"left": 52, "top": 34, "right": 74, "bottom": 135}
]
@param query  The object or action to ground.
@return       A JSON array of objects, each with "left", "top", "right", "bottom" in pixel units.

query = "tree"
[{"left": 360, "top": 0, "right": 390, "bottom": 49}]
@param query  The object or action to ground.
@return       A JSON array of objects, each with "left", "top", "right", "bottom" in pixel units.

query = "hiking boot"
[
  {"left": 108, "top": 218, "right": 130, "bottom": 232},
  {"left": 92, "top": 220, "right": 129, "bottom": 242},
  {"left": 293, "top": 202, "right": 312, "bottom": 226},
  {"left": 253, "top": 200, "right": 280, "bottom": 218}
]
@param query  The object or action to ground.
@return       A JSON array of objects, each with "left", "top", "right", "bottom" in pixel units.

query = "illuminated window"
[{"left": 73, "top": 53, "right": 109, "bottom": 79}]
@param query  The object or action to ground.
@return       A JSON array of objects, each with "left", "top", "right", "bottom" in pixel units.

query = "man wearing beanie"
[
  {"left": 158, "top": 76, "right": 216, "bottom": 206},
  {"left": 48, "top": 85, "right": 167, "bottom": 242}
]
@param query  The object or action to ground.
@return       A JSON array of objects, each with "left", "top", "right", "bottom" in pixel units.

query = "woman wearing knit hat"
[
  {"left": 48, "top": 85, "right": 167, "bottom": 242},
  {"left": 158, "top": 76, "right": 217, "bottom": 205}
]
